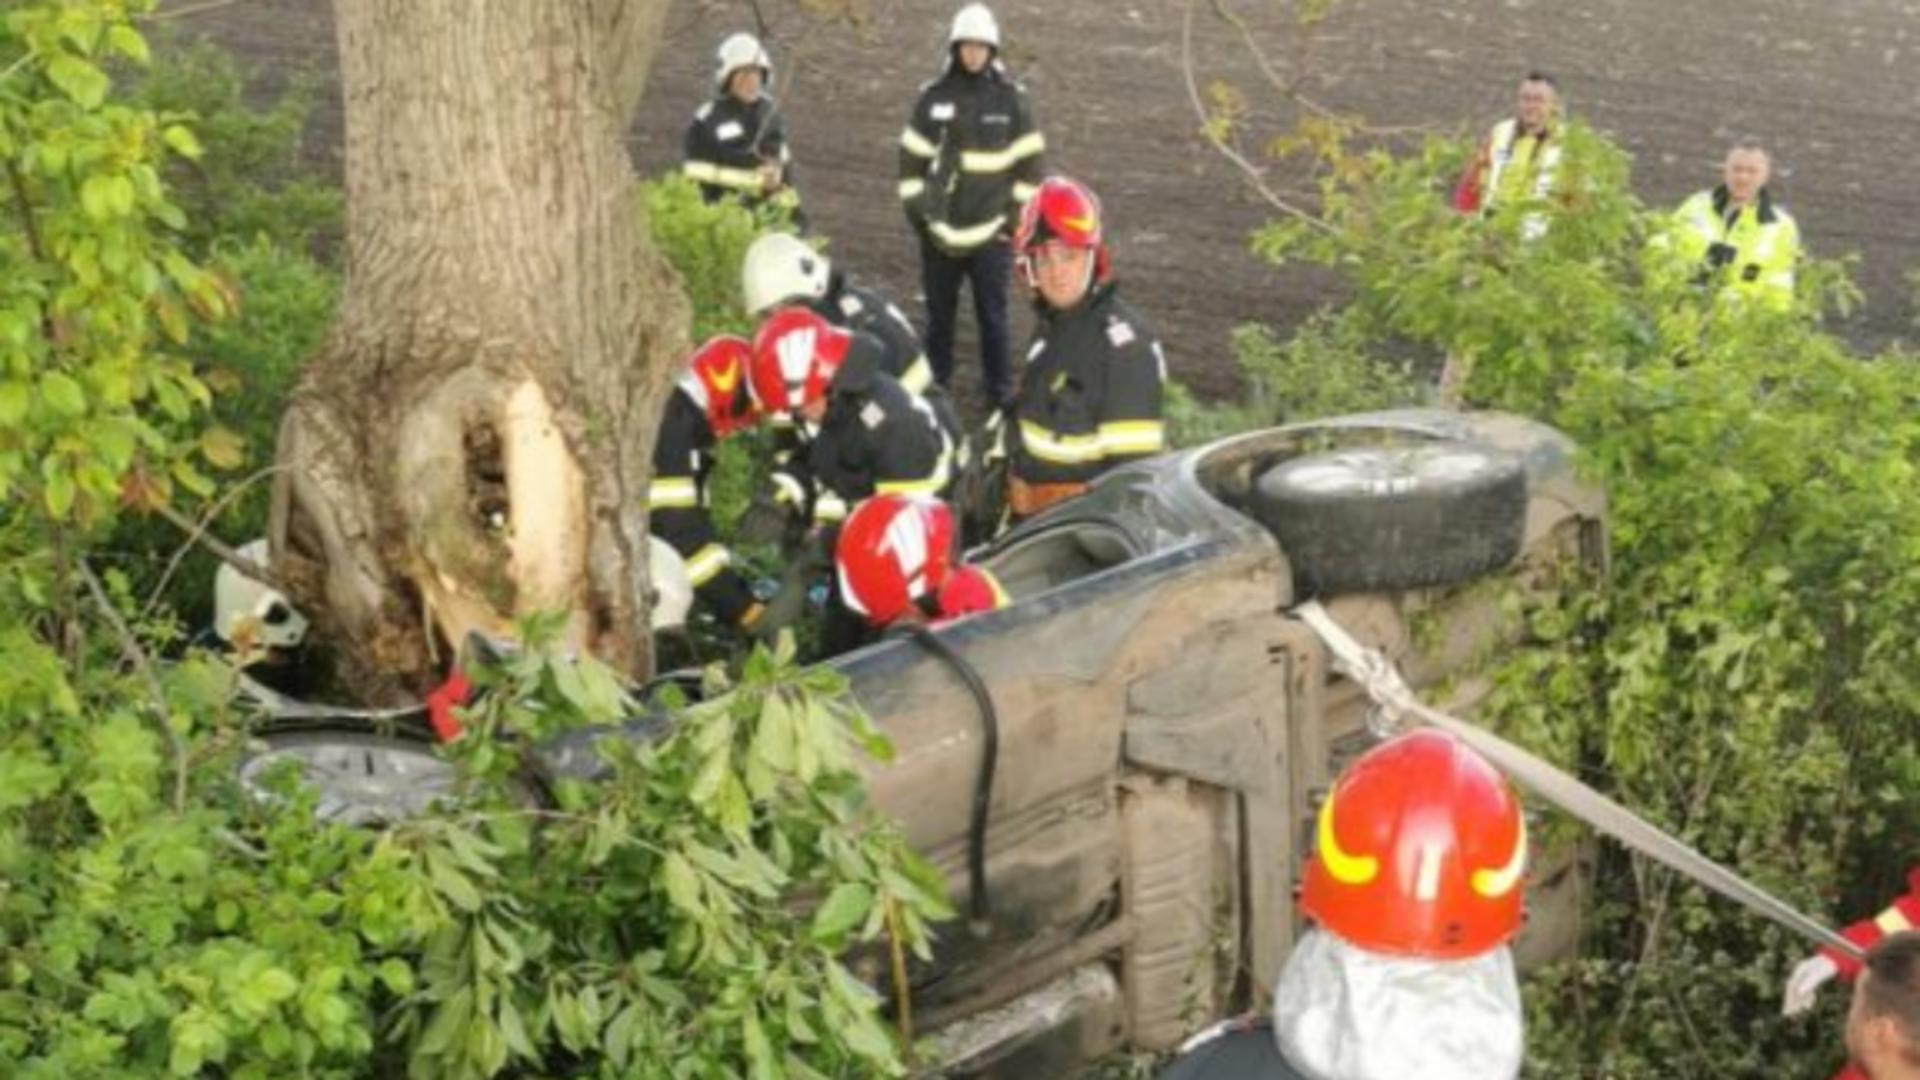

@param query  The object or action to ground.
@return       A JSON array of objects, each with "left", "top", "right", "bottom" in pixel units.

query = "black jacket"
[
  {"left": 649, "top": 390, "right": 756, "bottom": 626},
  {"left": 803, "top": 335, "right": 954, "bottom": 512},
  {"left": 1011, "top": 283, "right": 1168, "bottom": 486},
  {"left": 683, "top": 95, "right": 798, "bottom": 211},
  {"left": 898, "top": 62, "right": 1043, "bottom": 255}
]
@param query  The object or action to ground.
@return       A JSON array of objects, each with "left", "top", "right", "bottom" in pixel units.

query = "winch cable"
[
  {"left": 1292, "top": 600, "right": 1864, "bottom": 960},
  {"left": 900, "top": 624, "right": 998, "bottom": 925}
]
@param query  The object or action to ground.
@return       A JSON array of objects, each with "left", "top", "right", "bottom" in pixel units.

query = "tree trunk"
[{"left": 272, "top": 0, "right": 686, "bottom": 695}]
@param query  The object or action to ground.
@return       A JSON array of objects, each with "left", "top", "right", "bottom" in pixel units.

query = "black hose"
[{"left": 899, "top": 624, "right": 998, "bottom": 925}]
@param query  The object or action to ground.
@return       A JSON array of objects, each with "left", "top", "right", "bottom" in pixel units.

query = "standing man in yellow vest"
[
  {"left": 1663, "top": 143, "right": 1801, "bottom": 311},
  {"left": 1456, "top": 72, "right": 1562, "bottom": 241}
]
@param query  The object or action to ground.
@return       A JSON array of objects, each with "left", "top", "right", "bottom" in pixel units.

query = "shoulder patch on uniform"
[
  {"left": 838, "top": 294, "right": 865, "bottom": 318},
  {"left": 695, "top": 102, "right": 714, "bottom": 121},
  {"left": 860, "top": 401, "right": 886, "bottom": 429},
  {"left": 1106, "top": 320, "right": 1137, "bottom": 348},
  {"left": 930, "top": 101, "right": 957, "bottom": 122},
  {"left": 715, "top": 120, "right": 745, "bottom": 141}
]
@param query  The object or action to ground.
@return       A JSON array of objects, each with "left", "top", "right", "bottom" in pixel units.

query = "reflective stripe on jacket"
[
  {"left": 898, "top": 65, "right": 1044, "bottom": 255},
  {"left": 1668, "top": 186, "right": 1800, "bottom": 310},
  {"left": 1011, "top": 283, "right": 1167, "bottom": 487}
]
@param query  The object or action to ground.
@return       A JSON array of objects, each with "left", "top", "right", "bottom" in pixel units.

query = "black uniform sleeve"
[
  {"left": 1096, "top": 330, "right": 1168, "bottom": 468},
  {"left": 870, "top": 395, "right": 951, "bottom": 500},
  {"left": 682, "top": 108, "right": 725, "bottom": 204},
  {"left": 649, "top": 402, "right": 755, "bottom": 626},
  {"left": 898, "top": 90, "right": 939, "bottom": 223},
  {"left": 1008, "top": 87, "right": 1045, "bottom": 216}
]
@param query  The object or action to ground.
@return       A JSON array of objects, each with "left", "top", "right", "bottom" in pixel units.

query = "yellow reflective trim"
[
  {"left": 1012, "top": 181, "right": 1038, "bottom": 204},
  {"left": 960, "top": 132, "right": 1045, "bottom": 174},
  {"left": 1876, "top": 907, "right": 1913, "bottom": 935},
  {"left": 683, "top": 544, "right": 731, "bottom": 586},
  {"left": 1471, "top": 814, "right": 1528, "bottom": 899},
  {"left": 684, "top": 160, "right": 762, "bottom": 191},
  {"left": 1315, "top": 793, "right": 1379, "bottom": 886},
  {"left": 926, "top": 215, "right": 1006, "bottom": 250},
  {"left": 648, "top": 477, "right": 699, "bottom": 509},
  {"left": 900, "top": 126, "right": 938, "bottom": 159},
  {"left": 813, "top": 493, "right": 849, "bottom": 523},
  {"left": 1097, "top": 420, "right": 1165, "bottom": 456},
  {"left": 899, "top": 356, "right": 934, "bottom": 395},
  {"left": 898, "top": 178, "right": 927, "bottom": 201},
  {"left": 770, "top": 472, "right": 808, "bottom": 506},
  {"left": 1019, "top": 419, "right": 1104, "bottom": 464}
]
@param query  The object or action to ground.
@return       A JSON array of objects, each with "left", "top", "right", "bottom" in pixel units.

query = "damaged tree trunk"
[{"left": 272, "top": 0, "right": 686, "bottom": 695}]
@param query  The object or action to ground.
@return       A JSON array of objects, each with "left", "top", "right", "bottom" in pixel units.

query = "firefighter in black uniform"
[
  {"left": 897, "top": 3, "right": 1044, "bottom": 407},
  {"left": 741, "top": 231, "right": 935, "bottom": 396},
  {"left": 648, "top": 335, "right": 768, "bottom": 635},
  {"left": 1005, "top": 176, "right": 1167, "bottom": 520},
  {"left": 748, "top": 306, "right": 954, "bottom": 520},
  {"left": 682, "top": 33, "right": 800, "bottom": 218}
]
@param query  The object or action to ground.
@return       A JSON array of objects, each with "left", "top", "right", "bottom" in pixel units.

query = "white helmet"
[
  {"left": 647, "top": 537, "right": 693, "bottom": 631},
  {"left": 949, "top": 4, "right": 1000, "bottom": 49},
  {"left": 742, "top": 232, "right": 831, "bottom": 316},
  {"left": 714, "top": 32, "right": 772, "bottom": 93},
  {"left": 214, "top": 539, "right": 309, "bottom": 650}
]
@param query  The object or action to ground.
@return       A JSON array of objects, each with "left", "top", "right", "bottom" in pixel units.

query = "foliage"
[
  {"left": 0, "top": 10, "right": 946, "bottom": 1078},
  {"left": 1167, "top": 314, "right": 1422, "bottom": 447},
  {"left": 393, "top": 623, "right": 950, "bottom": 1079},
  {"left": 131, "top": 34, "right": 342, "bottom": 256},
  {"left": 1206, "top": 117, "right": 1920, "bottom": 1075}
]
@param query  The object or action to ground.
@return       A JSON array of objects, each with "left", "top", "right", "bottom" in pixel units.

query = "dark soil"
[{"left": 178, "top": 0, "right": 1920, "bottom": 408}]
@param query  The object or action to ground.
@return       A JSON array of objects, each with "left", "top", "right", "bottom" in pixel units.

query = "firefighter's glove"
[{"left": 1781, "top": 954, "right": 1838, "bottom": 1017}]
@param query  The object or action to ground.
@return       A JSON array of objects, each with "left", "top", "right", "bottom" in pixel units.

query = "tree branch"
[
  {"left": 81, "top": 560, "right": 190, "bottom": 814},
  {"left": 1180, "top": 0, "right": 1336, "bottom": 235},
  {"left": 140, "top": 464, "right": 290, "bottom": 622},
  {"left": 148, "top": 496, "right": 288, "bottom": 594}
]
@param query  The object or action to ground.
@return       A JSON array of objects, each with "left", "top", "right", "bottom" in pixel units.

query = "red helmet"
[
  {"left": 679, "top": 335, "right": 758, "bottom": 437},
  {"left": 835, "top": 495, "right": 958, "bottom": 626},
  {"left": 1014, "top": 175, "right": 1111, "bottom": 287},
  {"left": 1300, "top": 729, "right": 1527, "bottom": 959},
  {"left": 749, "top": 306, "right": 850, "bottom": 416}
]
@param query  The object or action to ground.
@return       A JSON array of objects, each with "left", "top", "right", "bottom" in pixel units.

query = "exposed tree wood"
[{"left": 274, "top": 0, "right": 688, "bottom": 696}]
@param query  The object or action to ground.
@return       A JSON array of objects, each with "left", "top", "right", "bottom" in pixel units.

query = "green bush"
[
  {"left": 1230, "top": 119, "right": 1920, "bottom": 1076},
  {"left": 1167, "top": 314, "right": 1422, "bottom": 447}
]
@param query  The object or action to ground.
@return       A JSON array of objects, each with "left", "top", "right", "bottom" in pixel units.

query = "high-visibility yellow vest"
[
  {"left": 1482, "top": 118, "right": 1561, "bottom": 211},
  {"left": 1667, "top": 187, "right": 1800, "bottom": 311}
]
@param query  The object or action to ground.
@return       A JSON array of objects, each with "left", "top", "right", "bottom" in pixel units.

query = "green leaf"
[
  {"left": 162, "top": 124, "right": 202, "bottom": 161},
  {"left": 661, "top": 850, "right": 703, "bottom": 917},
  {"left": 426, "top": 852, "right": 482, "bottom": 913},
  {"left": 106, "top": 24, "right": 150, "bottom": 63},
  {"left": 43, "top": 458, "right": 75, "bottom": 518},
  {"left": 40, "top": 371, "right": 86, "bottom": 417},
  {"left": 0, "top": 381, "right": 28, "bottom": 425},
  {"left": 809, "top": 882, "right": 872, "bottom": 945},
  {"left": 47, "top": 55, "right": 110, "bottom": 109}
]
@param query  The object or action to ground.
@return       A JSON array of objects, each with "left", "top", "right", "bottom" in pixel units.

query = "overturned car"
[{"left": 240, "top": 408, "right": 1607, "bottom": 1075}]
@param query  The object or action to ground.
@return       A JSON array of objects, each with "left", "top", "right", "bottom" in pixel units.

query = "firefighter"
[
  {"left": 1161, "top": 729, "right": 1529, "bottom": 1079},
  {"left": 898, "top": 3, "right": 1045, "bottom": 407},
  {"left": 683, "top": 32, "right": 800, "bottom": 217},
  {"left": 1844, "top": 933, "right": 1920, "bottom": 1080},
  {"left": 1005, "top": 176, "right": 1166, "bottom": 520},
  {"left": 741, "top": 231, "right": 936, "bottom": 397},
  {"left": 747, "top": 306, "right": 955, "bottom": 526},
  {"left": 831, "top": 493, "right": 1007, "bottom": 648},
  {"left": 648, "top": 335, "right": 769, "bottom": 635},
  {"left": 1784, "top": 868, "right": 1920, "bottom": 1080},
  {"left": 1658, "top": 143, "right": 1801, "bottom": 311}
]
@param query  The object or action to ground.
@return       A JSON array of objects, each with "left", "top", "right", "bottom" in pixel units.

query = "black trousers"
[{"left": 919, "top": 235, "right": 1014, "bottom": 405}]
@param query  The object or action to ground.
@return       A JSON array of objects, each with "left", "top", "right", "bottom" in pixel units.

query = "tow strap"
[{"left": 1292, "top": 601, "right": 1864, "bottom": 961}]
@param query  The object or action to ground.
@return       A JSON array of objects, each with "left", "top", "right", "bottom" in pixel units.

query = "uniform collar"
[{"left": 1711, "top": 184, "right": 1778, "bottom": 224}]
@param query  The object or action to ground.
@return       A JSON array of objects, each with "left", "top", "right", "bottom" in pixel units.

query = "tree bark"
[{"left": 273, "top": 0, "right": 686, "bottom": 695}]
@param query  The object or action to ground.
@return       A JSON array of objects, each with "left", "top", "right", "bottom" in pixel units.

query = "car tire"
[
  {"left": 237, "top": 728, "right": 541, "bottom": 826},
  {"left": 1251, "top": 440, "right": 1527, "bottom": 597}
]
